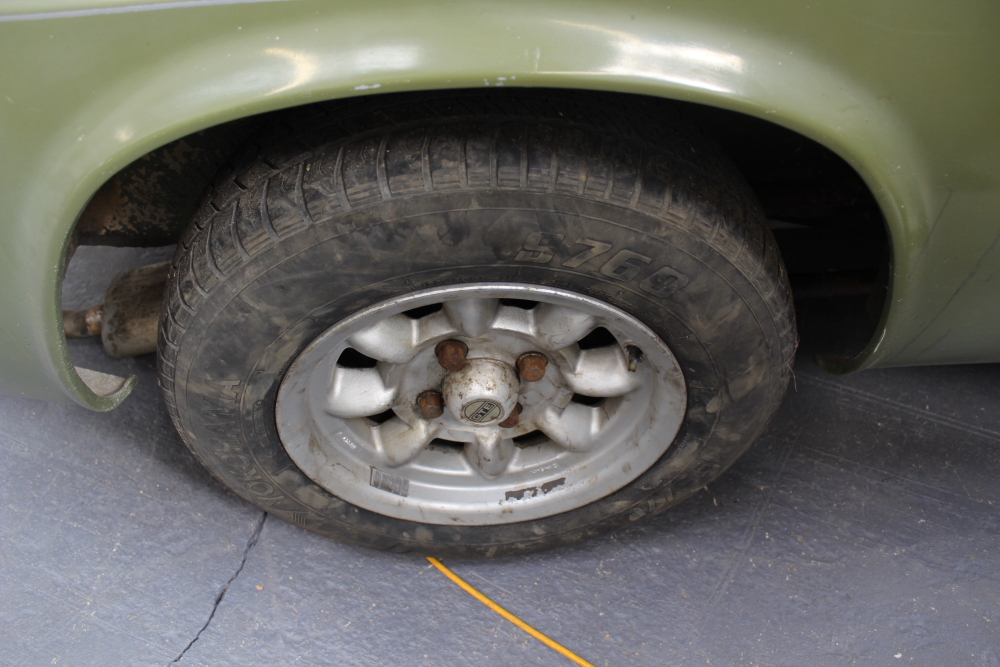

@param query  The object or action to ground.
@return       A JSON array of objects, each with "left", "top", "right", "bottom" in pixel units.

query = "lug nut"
[
  {"left": 498, "top": 403, "right": 522, "bottom": 429},
  {"left": 435, "top": 339, "right": 468, "bottom": 371},
  {"left": 416, "top": 390, "right": 444, "bottom": 419},
  {"left": 516, "top": 352, "right": 548, "bottom": 382}
]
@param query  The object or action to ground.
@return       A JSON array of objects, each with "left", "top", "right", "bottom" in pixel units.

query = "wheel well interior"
[{"left": 69, "top": 88, "right": 888, "bottom": 359}]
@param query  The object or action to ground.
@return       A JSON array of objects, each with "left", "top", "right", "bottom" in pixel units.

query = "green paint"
[{"left": 1, "top": 0, "right": 998, "bottom": 408}]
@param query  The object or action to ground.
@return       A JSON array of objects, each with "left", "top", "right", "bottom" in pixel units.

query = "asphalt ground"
[{"left": 1, "top": 246, "right": 999, "bottom": 666}]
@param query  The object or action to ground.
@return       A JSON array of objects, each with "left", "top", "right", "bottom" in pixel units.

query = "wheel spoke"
[
  {"left": 466, "top": 430, "right": 515, "bottom": 478},
  {"left": 347, "top": 314, "right": 419, "bottom": 363},
  {"left": 491, "top": 303, "right": 535, "bottom": 336},
  {"left": 324, "top": 367, "right": 396, "bottom": 418},
  {"left": 535, "top": 403, "right": 608, "bottom": 453},
  {"left": 372, "top": 417, "right": 439, "bottom": 467},
  {"left": 415, "top": 309, "right": 457, "bottom": 345},
  {"left": 532, "top": 303, "right": 598, "bottom": 350},
  {"left": 562, "top": 345, "right": 641, "bottom": 397},
  {"left": 443, "top": 298, "right": 500, "bottom": 337}
]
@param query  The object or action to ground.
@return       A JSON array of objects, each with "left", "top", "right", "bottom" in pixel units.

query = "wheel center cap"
[
  {"left": 462, "top": 400, "right": 504, "bottom": 423},
  {"left": 441, "top": 357, "right": 519, "bottom": 426}
]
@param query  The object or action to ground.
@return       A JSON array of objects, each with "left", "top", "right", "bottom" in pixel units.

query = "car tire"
[{"left": 159, "top": 91, "right": 795, "bottom": 557}]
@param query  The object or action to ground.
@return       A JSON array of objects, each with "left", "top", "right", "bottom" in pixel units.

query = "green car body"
[{"left": 1, "top": 0, "right": 998, "bottom": 411}]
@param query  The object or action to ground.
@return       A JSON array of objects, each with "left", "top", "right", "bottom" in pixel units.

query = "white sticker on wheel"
[{"left": 370, "top": 468, "right": 410, "bottom": 497}]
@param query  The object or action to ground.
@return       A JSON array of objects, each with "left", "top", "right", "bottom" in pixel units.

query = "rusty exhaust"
[{"left": 63, "top": 261, "right": 170, "bottom": 358}]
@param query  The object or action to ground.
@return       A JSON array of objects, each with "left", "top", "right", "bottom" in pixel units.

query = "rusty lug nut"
[
  {"left": 498, "top": 403, "right": 522, "bottom": 429},
  {"left": 516, "top": 352, "right": 548, "bottom": 382},
  {"left": 435, "top": 339, "right": 468, "bottom": 371},
  {"left": 416, "top": 390, "right": 444, "bottom": 419}
]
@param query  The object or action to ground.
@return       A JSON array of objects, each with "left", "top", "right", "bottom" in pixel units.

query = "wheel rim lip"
[{"left": 276, "top": 283, "right": 687, "bottom": 526}]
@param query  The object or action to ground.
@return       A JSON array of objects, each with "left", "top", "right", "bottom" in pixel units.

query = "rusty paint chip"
[
  {"left": 504, "top": 477, "right": 566, "bottom": 501},
  {"left": 540, "top": 477, "right": 566, "bottom": 494}
]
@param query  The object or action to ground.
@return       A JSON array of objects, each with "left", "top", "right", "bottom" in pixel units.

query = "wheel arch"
[{"left": 1, "top": 3, "right": 926, "bottom": 409}]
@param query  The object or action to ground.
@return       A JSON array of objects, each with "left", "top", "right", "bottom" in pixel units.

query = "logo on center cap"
[{"left": 463, "top": 400, "right": 503, "bottom": 423}]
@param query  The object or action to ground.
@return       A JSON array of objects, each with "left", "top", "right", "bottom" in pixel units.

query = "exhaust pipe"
[{"left": 63, "top": 261, "right": 170, "bottom": 359}]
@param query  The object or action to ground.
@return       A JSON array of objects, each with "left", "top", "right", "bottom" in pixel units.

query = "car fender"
[{"left": 0, "top": 0, "right": 997, "bottom": 408}]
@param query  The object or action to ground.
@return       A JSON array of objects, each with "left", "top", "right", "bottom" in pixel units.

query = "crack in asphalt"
[{"left": 169, "top": 512, "right": 267, "bottom": 664}]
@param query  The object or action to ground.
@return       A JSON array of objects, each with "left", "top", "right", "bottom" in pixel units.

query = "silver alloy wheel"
[{"left": 276, "top": 284, "right": 687, "bottom": 525}]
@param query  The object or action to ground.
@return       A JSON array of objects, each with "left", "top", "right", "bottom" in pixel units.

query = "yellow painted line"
[{"left": 426, "top": 557, "right": 597, "bottom": 667}]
